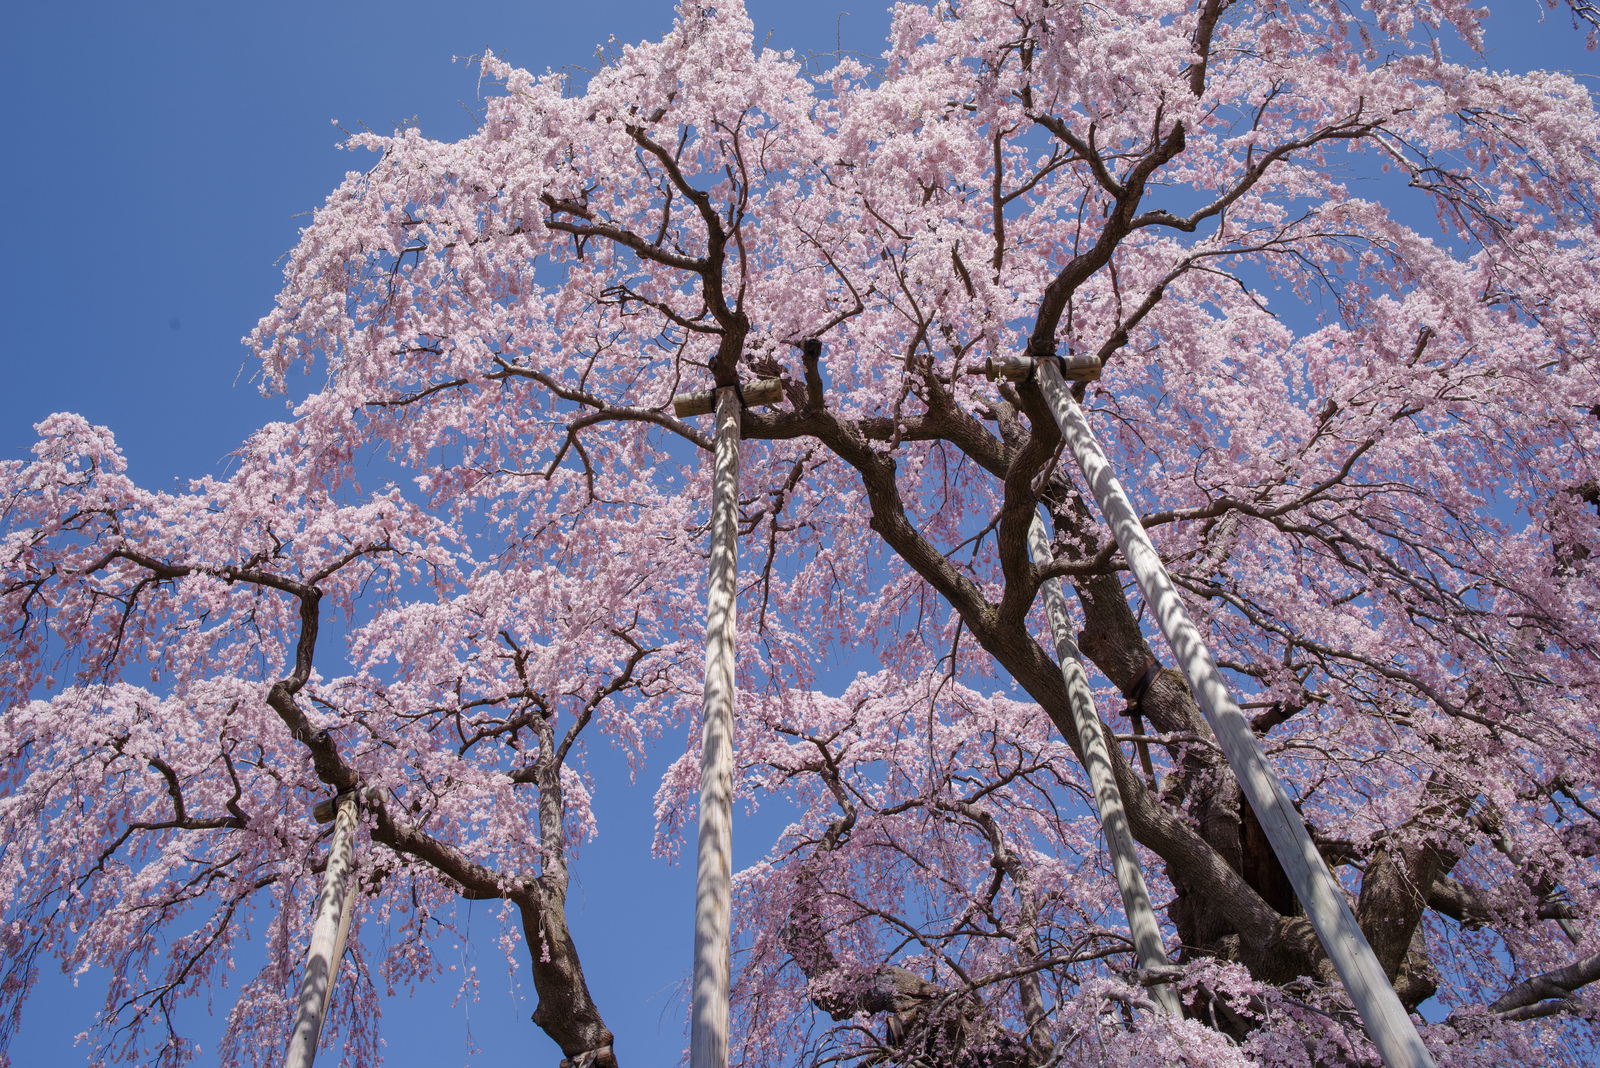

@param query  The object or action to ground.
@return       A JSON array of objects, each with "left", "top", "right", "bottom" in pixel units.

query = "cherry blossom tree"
[{"left": 4, "top": 1, "right": 1600, "bottom": 1065}]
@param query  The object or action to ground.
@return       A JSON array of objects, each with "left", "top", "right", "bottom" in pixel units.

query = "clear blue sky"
[
  {"left": 0, "top": 6, "right": 890, "bottom": 1066},
  {"left": 1, "top": 2, "right": 1595, "bottom": 1066}
]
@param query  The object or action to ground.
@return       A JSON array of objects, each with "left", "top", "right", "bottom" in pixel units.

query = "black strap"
[
  {"left": 1018, "top": 338, "right": 1060, "bottom": 383},
  {"left": 1122, "top": 655, "right": 1161, "bottom": 783},
  {"left": 1123, "top": 655, "right": 1162, "bottom": 712},
  {"left": 1018, "top": 347, "right": 1085, "bottom": 385}
]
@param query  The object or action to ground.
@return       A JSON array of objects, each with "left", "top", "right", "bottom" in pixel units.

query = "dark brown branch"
[
  {"left": 1487, "top": 951, "right": 1600, "bottom": 1016},
  {"left": 1189, "top": 0, "right": 1229, "bottom": 98}
]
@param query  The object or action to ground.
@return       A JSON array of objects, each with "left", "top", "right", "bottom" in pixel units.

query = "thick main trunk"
[
  {"left": 1069, "top": 519, "right": 1304, "bottom": 961},
  {"left": 519, "top": 894, "right": 617, "bottom": 1067},
  {"left": 1357, "top": 845, "right": 1444, "bottom": 986},
  {"left": 740, "top": 364, "right": 1446, "bottom": 1034},
  {"left": 742, "top": 398, "right": 1318, "bottom": 986}
]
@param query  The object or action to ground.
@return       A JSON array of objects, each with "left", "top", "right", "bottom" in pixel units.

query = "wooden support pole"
[
  {"left": 1030, "top": 514, "right": 1181, "bottom": 1016},
  {"left": 285, "top": 792, "right": 358, "bottom": 1068},
  {"left": 1033, "top": 359, "right": 1436, "bottom": 1068},
  {"left": 691, "top": 385, "right": 741, "bottom": 1068}
]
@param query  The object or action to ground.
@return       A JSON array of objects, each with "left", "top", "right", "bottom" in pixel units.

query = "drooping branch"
[
  {"left": 87, "top": 546, "right": 623, "bottom": 1066},
  {"left": 1486, "top": 951, "right": 1600, "bottom": 1020}
]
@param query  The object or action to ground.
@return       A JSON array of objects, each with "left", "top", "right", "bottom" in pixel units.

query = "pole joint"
[
  {"left": 311, "top": 792, "right": 352, "bottom": 825},
  {"left": 312, "top": 787, "right": 381, "bottom": 824},
  {"left": 672, "top": 378, "right": 785, "bottom": 418},
  {"left": 966, "top": 354, "right": 1102, "bottom": 384}
]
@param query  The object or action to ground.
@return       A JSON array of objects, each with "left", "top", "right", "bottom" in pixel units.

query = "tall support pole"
[
  {"left": 285, "top": 792, "right": 358, "bottom": 1068},
  {"left": 691, "top": 386, "right": 741, "bottom": 1068},
  {"left": 1033, "top": 360, "right": 1436, "bottom": 1068},
  {"left": 1029, "top": 515, "right": 1181, "bottom": 1017}
]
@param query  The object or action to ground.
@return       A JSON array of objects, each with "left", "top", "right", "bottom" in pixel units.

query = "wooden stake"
[
  {"left": 1029, "top": 515, "right": 1182, "bottom": 1017},
  {"left": 691, "top": 385, "right": 741, "bottom": 1068},
  {"left": 1034, "top": 359, "right": 1436, "bottom": 1068},
  {"left": 284, "top": 792, "right": 358, "bottom": 1068}
]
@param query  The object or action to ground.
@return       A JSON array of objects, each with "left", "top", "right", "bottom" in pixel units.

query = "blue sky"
[
  {"left": 0, "top": 6, "right": 892, "bottom": 1065},
  {"left": 2, "top": 2, "right": 1597, "bottom": 1066}
]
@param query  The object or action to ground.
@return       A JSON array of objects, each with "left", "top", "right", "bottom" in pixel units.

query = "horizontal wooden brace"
[
  {"left": 672, "top": 378, "right": 785, "bottom": 417},
  {"left": 966, "top": 355, "right": 1102, "bottom": 384}
]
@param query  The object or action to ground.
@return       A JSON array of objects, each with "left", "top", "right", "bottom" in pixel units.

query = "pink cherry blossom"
[{"left": 5, "top": 2, "right": 1600, "bottom": 1065}]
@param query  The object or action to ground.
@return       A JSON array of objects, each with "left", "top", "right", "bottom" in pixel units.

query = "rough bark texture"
[{"left": 744, "top": 367, "right": 1343, "bottom": 997}]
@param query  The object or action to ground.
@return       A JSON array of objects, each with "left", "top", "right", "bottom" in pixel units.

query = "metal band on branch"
[
  {"left": 673, "top": 377, "right": 784, "bottom": 418},
  {"left": 1030, "top": 357, "right": 1437, "bottom": 1068},
  {"left": 691, "top": 385, "right": 742, "bottom": 1068},
  {"left": 1029, "top": 515, "right": 1181, "bottom": 1017},
  {"left": 285, "top": 792, "right": 359, "bottom": 1068}
]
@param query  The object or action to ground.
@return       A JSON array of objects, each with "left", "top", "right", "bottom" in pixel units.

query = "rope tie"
[{"left": 1121, "top": 655, "right": 1162, "bottom": 782}]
